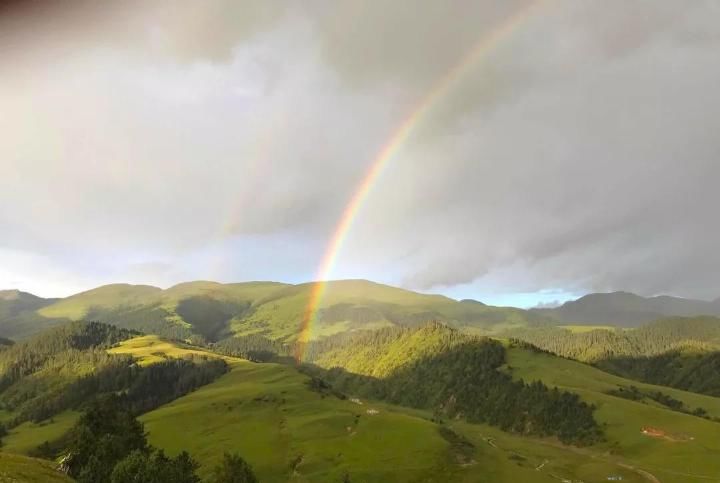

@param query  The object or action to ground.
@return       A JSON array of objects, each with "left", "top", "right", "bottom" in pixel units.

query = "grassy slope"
[
  {"left": 6, "top": 335, "right": 719, "bottom": 482},
  {"left": 2, "top": 411, "right": 79, "bottom": 455},
  {"left": 143, "top": 361, "right": 458, "bottom": 482},
  {"left": 107, "top": 334, "right": 221, "bottom": 365},
  {"left": 110, "top": 337, "right": 663, "bottom": 482},
  {"left": 108, "top": 335, "right": 460, "bottom": 482},
  {"left": 507, "top": 347, "right": 720, "bottom": 482},
  {"left": 110, "top": 336, "right": 638, "bottom": 482},
  {"left": 0, "top": 453, "right": 72, "bottom": 482}
]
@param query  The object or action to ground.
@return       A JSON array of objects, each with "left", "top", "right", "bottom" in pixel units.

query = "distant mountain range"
[
  {"left": 532, "top": 291, "right": 720, "bottom": 327},
  {"left": 1, "top": 282, "right": 718, "bottom": 340}
]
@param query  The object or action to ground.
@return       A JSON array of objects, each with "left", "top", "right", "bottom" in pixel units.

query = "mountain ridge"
[
  {"left": 0, "top": 279, "right": 551, "bottom": 341},
  {"left": 532, "top": 291, "right": 720, "bottom": 327},
  {"left": 3, "top": 282, "right": 719, "bottom": 340}
]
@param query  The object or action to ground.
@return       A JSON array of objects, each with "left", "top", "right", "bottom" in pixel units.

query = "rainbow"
[{"left": 294, "top": 1, "right": 547, "bottom": 362}]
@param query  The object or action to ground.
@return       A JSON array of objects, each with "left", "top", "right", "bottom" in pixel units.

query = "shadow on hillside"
[{"left": 176, "top": 296, "right": 250, "bottom": 342}]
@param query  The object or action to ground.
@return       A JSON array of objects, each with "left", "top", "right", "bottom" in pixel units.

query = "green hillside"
[
  {"left": 0, "top": 452, "right": 72, "bottom": 482},
  {"left": 0, "top": 280, "right": 550, "bottom": 342},
  {"left": 505, "top": 346, "right": 720, "bottom": 482},
  {"left": 503, "top": 317, "right": 720, "bottom": 396},
  {"left": 0, "top": 290, "right": 59, "bottom": 340},
  {"left": 106, "top": 336, "right": 665, "bottom": 482},
  {"left": 4, "top": 330, "right": 720, "bottom": 482}
]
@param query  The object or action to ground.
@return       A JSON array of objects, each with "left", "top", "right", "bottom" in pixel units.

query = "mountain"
[
  {"left": 0, "top": 280, "right": 552, "bottom": 341},
  {"left": 5, "top": 282, "right": 719, "bottom": 342},
  {"left": 0, "top": 289, "right": 56, "bottom": 318},
  {"left": 0, "top": 290, "right": 59, "bottom": 340},
  {"left": 533, "top": 291, "right": 720, "bottom": 326}
]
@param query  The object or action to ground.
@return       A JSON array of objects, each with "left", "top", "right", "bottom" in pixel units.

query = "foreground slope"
[
  {"left": 5, "top": 333, "right": 719, "bottom": 482},
  {"left": 506, "top": 346, "right": 720, "bottom": 482},
  {"left": 0, "top": 453, "right": 72, "bottom": 482},
  {"left": 135, "top": 343, "right": 633, "bottom": 482}
]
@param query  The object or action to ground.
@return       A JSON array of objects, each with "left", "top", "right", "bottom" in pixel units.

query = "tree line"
[
  {"left": 300, "top": 323, "right": 603, "bottom": 445},
  {"left": 0, "top": 321, "right": 228, "bottom": 434},
  {"left": 502, "top": 316, "right": 720, "bottom": 397}
]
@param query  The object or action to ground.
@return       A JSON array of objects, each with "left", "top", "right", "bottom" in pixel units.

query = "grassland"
[
  {"left": 5, "top": 334, "right": 720, "bottom": 482},
  {"left": 0, "top": 453, "right": 72, "bottom": 482},
  {"left": 104, "top": 336, "right": 631, "bottom": 482},
  {"left": 113, "top": 336, "right": 691, "bottom": 482},
  {"left": 108, "top": 334, "right": 223, "bottom": 365},
  {"left": 2, "top": 411, "right": 79, "bottom": 455},
  {"left": 107, "top": 336, "right": 453, "bottom": 481},
  {"left": 506, "top": 346, "right": 720, "bottom": 482},
  {"left": 143, "top": 361, "right": 455, "bottom": 482},
  {"left": 140, "top": 356, "right": 630, "bottom": 483}
]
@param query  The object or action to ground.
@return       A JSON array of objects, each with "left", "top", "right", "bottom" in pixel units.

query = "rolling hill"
[{"left": 0, "top": 280, "right": 552, "bottom": 342}]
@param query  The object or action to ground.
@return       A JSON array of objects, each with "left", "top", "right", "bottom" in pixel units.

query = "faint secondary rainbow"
[{"left": 294, "top": 1, "right": 547, "bottom": 362}]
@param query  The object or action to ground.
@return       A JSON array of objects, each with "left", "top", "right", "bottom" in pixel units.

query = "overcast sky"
[{"left": 1, "top": 0, "right": 719, "bottom": 307}]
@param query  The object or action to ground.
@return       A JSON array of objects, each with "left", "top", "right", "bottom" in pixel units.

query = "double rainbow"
[{"left": 294, "top": 1, "right": 547, "bottom": 362}]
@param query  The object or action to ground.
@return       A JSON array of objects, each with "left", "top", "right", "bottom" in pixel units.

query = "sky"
[{"left": 1, "top": 0, "right": 719, "bottom": 308}]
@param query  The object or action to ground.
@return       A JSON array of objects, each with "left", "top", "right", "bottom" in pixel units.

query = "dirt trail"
[
  {"left": 476, "top": 432, "right": 663, "bottom": 483},
  {"left": 617, "top": 463, "right": 660, "bottom": 483},
  {"left": 535, "top": 440, "right": 662, "bottom": 483}
]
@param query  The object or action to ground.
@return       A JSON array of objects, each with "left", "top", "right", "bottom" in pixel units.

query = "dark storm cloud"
[{"left": 1, "top": 0, "right": 719, "bottom": 300}]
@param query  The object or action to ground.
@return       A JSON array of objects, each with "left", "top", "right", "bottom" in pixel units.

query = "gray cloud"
[
  {"left": 0, "top": 0, "right": 287, "bottom": 63},
  {"left": 1, "top": 1, "right": 719, "bottom": 301}
]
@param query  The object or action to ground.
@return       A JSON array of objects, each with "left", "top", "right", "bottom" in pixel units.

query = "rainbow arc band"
[{"left": 294, "top": 1, "right": 548, "bottom": 363}]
